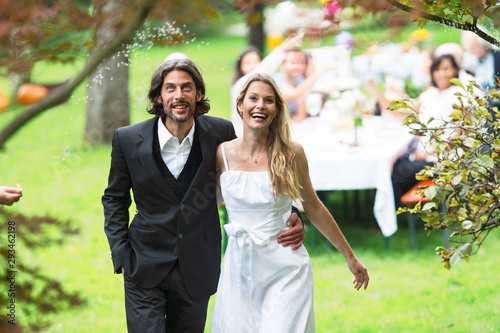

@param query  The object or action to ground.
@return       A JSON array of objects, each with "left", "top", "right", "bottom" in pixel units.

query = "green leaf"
[
  {"left": 409, "top": 129, "right": 426, "bottom": 136},
  {"left": 451, "top": 175, "right": 462, "bottom": 185},
  {"left": 416, "top": 18, "right": 429, "bottom": 29},
  {"left": 203, "top": 5, "right": 222, "bottom": 21},
  {"left": 463, "top": 137, "right": 474, "bottom": 147},
  {"left": 449, "top": 251, "right": 461, "bottom": 267},
  {"left": 420, "top": 213, "right": 440, "bottom": 224},
  {"left": 462, "top": 220, "right": 473, "bottom": 230},
  {"left": 440, "top": 160, "right": 457, "bottom": 168},
  {"left": 491, "top": 139, "right": 500, "bottom": 150},
  {"left": 485, "top": 111, "right": 493, "bottom": 122},
  {"left": 450, "top": 243, "right": 472, "bottom": 267},
  {"left": 460, "top": 242, "right": 472, "bottom": 255},
  {"left": 402, "top": 116, "right": 419, "bottom": 126},
  {"left": 415, "top": 173, "right": 432, "bottom": 181},
  {"left": 449, "top": 111, "right": 463, "bottom": 120},
  {"left": 475, "top": 155, "right": 494, "bottom": 169},
  {"left": 422, "top": 202, "right": 437, "bottom": 211},
  {"left": 424, "top": 186, "right": 437, "bottom": 200},
  {"left": 435, "top": 188, "right": 447, "bottom": 202},
  {"left": 388, "top": 100, "right": 413, "bottom": 110},
  {"left": 450, "top": 78, "right": 464, "bottom": 90}
]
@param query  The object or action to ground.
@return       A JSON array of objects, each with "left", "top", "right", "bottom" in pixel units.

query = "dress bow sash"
[
  {"left": 223, "top": 223, "right": 274, "bottom": 296},
  {"left": 224, "top": 223, "right": 271, "bottom": 246}
]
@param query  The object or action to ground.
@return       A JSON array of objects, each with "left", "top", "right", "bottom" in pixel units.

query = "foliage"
[
  {"left": 0, "top": 0, "right": 224, "bottom": 76},
  {"left": 0, "top": 209, "right": 84, "bottom": 331},
  {"left": 339, "top": 0, "right": 500, "bottom": 47},
  {"left": 0, "top": 0, "right": 94, "bottom": 75},
  {"left": 389, "top": 79, "right": 500, "bottom": 268},
  {"left": 0, "top": 0, "right": 227, "bottom": 148}
]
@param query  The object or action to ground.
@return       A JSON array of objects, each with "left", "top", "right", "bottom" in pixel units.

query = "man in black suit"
[{"left": 103, "top": 58, "right": 304, "bottom": 332}]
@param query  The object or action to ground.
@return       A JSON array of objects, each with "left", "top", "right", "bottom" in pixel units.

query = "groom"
[{"left": 103, "top": 58, "right": 304, "bottom": 332}]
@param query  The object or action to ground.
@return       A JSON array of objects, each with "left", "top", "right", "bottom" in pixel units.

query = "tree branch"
[
  {"left": 384, "top": 0, "right": 500, "bottom": 47},
  {"left": 0, "top": 0, "right": 159, "bottom": 149}
]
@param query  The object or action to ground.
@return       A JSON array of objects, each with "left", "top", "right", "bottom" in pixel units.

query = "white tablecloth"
[{"left": 292, "top": 114, "right": 413, "bottom": 237}]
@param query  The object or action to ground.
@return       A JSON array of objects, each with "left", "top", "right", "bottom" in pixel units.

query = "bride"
[{"left": 211, "top": 73, "right": 369, "bottom": 332}]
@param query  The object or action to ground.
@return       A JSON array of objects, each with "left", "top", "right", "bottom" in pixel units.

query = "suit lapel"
[
  {"left": 183, "top": 116, "right": 217, "bottom": 200},
  {"left": 136, "top": 117, "right": 180, "bottom": 203}
]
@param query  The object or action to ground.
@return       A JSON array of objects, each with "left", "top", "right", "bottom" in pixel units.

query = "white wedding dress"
[{"left": 211, "top": 143, "right": 315, "bottom": 333}]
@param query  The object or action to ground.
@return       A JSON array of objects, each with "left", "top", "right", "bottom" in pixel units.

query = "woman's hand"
[
  {"left": 280, "top": 35, "right": 303, "bottom": 52},
  {"left": 347, "top": 257, "right": 369, "bottom": 290}
]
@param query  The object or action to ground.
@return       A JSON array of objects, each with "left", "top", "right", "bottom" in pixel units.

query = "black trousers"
[{"left": 123, "top": 262, "right": 210, "bottom": 333}]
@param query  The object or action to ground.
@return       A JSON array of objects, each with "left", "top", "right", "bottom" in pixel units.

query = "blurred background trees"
[
  {"left": 1, "top": 0, "right": 498, "bottom": 148},
  {"left": 1, "top": 0, "right": 499, "bottom": 331}
]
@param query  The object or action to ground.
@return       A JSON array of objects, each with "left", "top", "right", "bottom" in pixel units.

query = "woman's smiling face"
[{"left": 238, "top": 81, "right": 277, "bottom": 129}]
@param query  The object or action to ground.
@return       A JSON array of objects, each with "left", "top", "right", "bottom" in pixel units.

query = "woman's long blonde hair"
[{"left": 236, "top": 73, "right": 302, "bottom": 201}]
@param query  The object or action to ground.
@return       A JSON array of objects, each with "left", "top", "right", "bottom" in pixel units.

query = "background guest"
[
  {"left": 231, "top": 36, "right": 301, "bottom": 136},
  {"left": 273, "top": 49, "right": 335, "bottom": 122},
  {"left": 392, "top": 54, "right": 462, "bottom": 205},
  {"left": 461, "top": 30, "right": 500, "bottom": 91}
]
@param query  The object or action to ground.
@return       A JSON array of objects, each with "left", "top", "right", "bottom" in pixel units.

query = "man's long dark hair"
[{"left": 147, "top": 59, "right": 210, "bottom": 117}]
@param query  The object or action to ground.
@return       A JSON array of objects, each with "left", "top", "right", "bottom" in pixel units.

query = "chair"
[{"left": 400, "top": 180, "right": 449, "bottom": 250}]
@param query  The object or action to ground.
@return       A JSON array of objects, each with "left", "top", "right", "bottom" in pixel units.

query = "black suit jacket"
[
  {"left": 103, "top": 115, "right": 236, "bottom": 299},
  {"left": 493, "top": 50, "right": 500, "bottom": 80}
]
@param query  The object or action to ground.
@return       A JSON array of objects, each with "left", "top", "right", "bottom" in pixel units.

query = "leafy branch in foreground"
[
  {"left": 0, "top": 209, "right": 84, "bottom": 331},
  {"left": 339, "top": 0, "right": 500, "bottom": 47},
  {"left": 389, "top": 79, "right": 500, "bottom": 269}
]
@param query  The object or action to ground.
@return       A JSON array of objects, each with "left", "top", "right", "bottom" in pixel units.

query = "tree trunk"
[
  {"left": 85, "top": 49, "right": 130, "bottom": 144},
  {"left": 85, "top": 0, "right": 130, "bottom": 145},
  {"left": 248, "top": 2, "right": 264, "bottom": 54},
  {"left": 10, "top": 72, "right": 30, "bottom": 104}
]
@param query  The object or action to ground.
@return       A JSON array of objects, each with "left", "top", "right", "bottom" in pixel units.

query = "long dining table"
[{"left": 291, "top": 112, "right": 414, "bottom": 237}]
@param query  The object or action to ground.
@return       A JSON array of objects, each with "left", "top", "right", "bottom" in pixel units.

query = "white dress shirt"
[
  {"left": 416, "top": 85, "right": 462, "bottom": 161},
  {"left": 157, "top": 119, "right": 195, "bottom": 178}
]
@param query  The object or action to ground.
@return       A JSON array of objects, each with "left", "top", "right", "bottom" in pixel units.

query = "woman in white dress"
[{"left": 211, "top": 73, "right": 369, "bottom": 332}]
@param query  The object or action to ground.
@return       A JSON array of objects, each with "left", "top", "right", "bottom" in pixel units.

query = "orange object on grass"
[
  {"left": 0, "top": 90, "right": 9, "bottom": 112},
  {"left": 16, "top": 83, "right": 49, "bottom": 105}
]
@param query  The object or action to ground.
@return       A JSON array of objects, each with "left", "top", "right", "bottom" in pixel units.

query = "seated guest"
[
  {"left": 434, "top": 42, "right": 477, "bottom": 87},
  {"left": 461, "top": 30, "right": 500, "bottom": 115},
  {"left": 273, "top": 49, "right": 335, "bottom": 122},
  {"left": 461, "top": 31, "right": 500, "bottom": 91},
  {"left": 392, "top": 54, "right": 462, "bottom": 204}
]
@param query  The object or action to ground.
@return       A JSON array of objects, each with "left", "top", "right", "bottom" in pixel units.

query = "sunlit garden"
[{"left": 1, "top": 1, "right": 500, "bottom": 332}]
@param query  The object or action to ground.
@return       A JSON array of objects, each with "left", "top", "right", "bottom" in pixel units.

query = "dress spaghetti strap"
[{"left": 221, "top": 142, "right": 230, "bottom": 171}]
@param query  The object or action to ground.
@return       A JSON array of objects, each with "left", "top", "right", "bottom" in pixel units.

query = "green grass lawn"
[{"left": 1, "top": 24, "right": 499, "bottom": 332}]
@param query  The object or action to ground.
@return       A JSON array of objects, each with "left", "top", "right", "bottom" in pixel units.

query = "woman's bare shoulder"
[{"left": 293, "top": 141, "right": 306, "bottom": 156}]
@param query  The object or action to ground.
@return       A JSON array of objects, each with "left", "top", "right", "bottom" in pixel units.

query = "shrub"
[{"left": 390, "top": 79, "right": 500, "bottom": 269}]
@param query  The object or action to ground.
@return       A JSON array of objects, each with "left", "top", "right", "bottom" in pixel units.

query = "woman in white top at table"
[
  {"left": 230, "top": 36, "right": 302, "bottom": 137},
  {"left": 414, "top": 53, "right": 464, "bottom": 160},
  {"left": 392, "top": 54, "right": 464, "bottom": 203},
  {"left": 211, "top": 73, "right": 369, "bottom": 333}
]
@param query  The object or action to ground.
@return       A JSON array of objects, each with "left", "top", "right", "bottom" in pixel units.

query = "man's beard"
[{"left": 163, "top": 103, "right": 195, "bottom": 123}]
